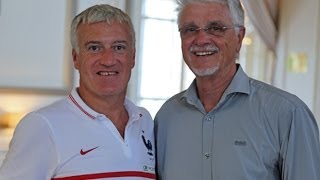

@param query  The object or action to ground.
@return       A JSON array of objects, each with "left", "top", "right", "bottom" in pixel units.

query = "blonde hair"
[{"left": 70, "top": 4, "right": 135, "bottom": 52}]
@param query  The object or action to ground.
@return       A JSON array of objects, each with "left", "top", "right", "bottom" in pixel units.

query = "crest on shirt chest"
[
  {"left": 141, "top": 129, "right": 155, "bottom": 173},
  {"left": 141, "top": 130, "right": 153, "bottom": 156},
  {"left": 138, "top": 113, "right": 155, "bottom": 173}
]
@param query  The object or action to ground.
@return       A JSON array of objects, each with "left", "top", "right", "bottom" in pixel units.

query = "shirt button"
[
  {"left": 204, "top": 153, "right": 211, "bottom": 159},
  {"left": 96, "top": 115, "right": 103, "bottom": 120}
]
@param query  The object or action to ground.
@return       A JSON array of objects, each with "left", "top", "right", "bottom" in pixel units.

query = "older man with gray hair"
[{"left": 155, "top": 0, "right": 320, "bottom": 179}]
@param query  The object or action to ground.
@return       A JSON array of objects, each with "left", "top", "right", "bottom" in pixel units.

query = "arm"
[
  {"left": 0, "top": 112, "right": 58, "bottom": 180},
  {"left": 280, "top": 105, "right": 320, "bottom": 180}
]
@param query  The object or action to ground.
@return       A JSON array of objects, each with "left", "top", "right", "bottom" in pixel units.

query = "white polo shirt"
[{"left": 0, "top": 89, "right": 156, "bottom": 180}]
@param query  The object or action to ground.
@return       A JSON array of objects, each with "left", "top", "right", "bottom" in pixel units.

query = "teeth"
[
  {"left": 195, "top": 52, "right": 214, "bottom": 56},
  {"left": 98, "top": 71, "right": 117, "bottom": 76}
]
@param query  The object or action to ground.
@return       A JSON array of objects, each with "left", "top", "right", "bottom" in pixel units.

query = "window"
[
  {"left": 135, "top": 0, "right": 194, "bottom": 117},
  {"left": 238, "top": 16, "right": 275, "bottom": 84}
]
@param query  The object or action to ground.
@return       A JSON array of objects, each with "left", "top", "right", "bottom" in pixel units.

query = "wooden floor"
[{"left": 0, "top": 128, "right": 14, "bottom": 166}]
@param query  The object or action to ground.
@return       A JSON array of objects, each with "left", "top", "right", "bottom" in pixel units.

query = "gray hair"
[
  {"left": 70, "top": 4, "right": 135, "bottom": 52},
  {"left": 176, "top": 0, "right": 244, "bottom": 27}
]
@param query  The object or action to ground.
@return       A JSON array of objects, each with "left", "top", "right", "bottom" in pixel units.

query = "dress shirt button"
[
  {"left": 205, "top": 116, "right": 212, "bottom": 121},
  {"left": 204, "top": 153, "right": 211, "bottom": 159}
]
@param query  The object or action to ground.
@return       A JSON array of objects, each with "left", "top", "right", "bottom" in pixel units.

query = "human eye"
[
  {"left": 208, "top": 25, "right": 224, "bottom": 32},
  {"left": 207, "top": 25, "right": 227, "bottom": 36},
  {"left": 185, "top": 26, "right": 198, "bottom": 33},
  {"left": 183, "top": 26, "right": 198, "bottom": 34},
  {"left": 179, "top": 25, "right": 199, "bottom": 36},
  {"left": 87, "top": 44, "right": 102, "bottom": 53},
  {"left": 112, "top": 43, "right": 127, "bottom": 53}
]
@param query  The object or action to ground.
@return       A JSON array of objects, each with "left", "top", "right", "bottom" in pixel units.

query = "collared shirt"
[
  {"left": 0, "top": 88, "right": 156, "bottom": 180},
  {"left": 155, "top": 65, "right": 320, "bottom": 180}
]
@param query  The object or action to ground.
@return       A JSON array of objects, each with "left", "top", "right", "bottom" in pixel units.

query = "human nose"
[
  {"left": 100, "top": 50, "right": 116, "bottom": 66},
  {"left": 195, "top": 27, "right": 209, "bottom": 34}
]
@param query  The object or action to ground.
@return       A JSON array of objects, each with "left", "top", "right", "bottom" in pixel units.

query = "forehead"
[
  {"left": 77, "top": 21, "right": 132, "bottom": 44},
  {"left": 180, "top": 2, "right": 232, "bottom": 26}
]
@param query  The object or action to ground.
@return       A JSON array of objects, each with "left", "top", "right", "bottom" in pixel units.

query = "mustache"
[{"left": 190, "top": 44, "right": 219, "bottom": 52}]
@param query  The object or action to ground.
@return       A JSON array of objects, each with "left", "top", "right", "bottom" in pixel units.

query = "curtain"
[{"left": 241, "top": 0, "right": 279, "bottom": 52}]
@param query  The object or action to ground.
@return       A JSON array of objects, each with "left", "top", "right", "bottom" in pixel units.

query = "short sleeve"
[{"left": 0, "top": 112, "right": 58, "bottom": 180}]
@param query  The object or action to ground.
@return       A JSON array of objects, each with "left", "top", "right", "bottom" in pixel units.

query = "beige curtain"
[{"left": 241, "top": 0, "right": 279, "bottom": 52}]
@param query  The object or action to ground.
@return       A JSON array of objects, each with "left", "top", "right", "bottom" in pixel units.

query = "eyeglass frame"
[{"left": 178, "top": 24, "right": 244, "bottom": 38}]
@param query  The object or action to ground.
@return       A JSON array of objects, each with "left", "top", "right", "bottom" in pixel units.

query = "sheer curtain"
[{"left": 241, "top": 0, "right": 279, "bottom": 52}]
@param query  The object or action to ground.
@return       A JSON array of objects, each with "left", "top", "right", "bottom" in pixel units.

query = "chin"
[
  {"left": 100, "top": 87, "right": 126, "bottom": 95},
  {"left": 192, "top": 66, "right": 219, "bottom": 77}
]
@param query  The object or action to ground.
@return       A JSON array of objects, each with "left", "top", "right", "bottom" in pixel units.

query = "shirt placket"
[
  {"left": 97, "top": 115, "right": 133, "bottom": 158},
  {"left": 202, "top": 114, "right": 214, "bottom": 180}
]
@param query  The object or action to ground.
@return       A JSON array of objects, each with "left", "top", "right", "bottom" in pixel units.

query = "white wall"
[
  {"left": 0, "top": 0, "right": 73, "bottom": 91},
  {"left": 315, "top": 2, "right": 320, "bottom": 122},
  {"left": 275, "top": 0, "right": 320, "bottom": 122},
  {"left": 0, "top": 0, "right": 74, "bottom": 117}
]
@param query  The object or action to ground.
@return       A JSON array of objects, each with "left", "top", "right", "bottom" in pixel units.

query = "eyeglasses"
[{"left": 179, "top": 24, "right": 243, "bottom": 38}]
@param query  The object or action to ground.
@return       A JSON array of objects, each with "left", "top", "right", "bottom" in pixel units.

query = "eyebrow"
[
  {"left": 84, "top": 40, "right": 128, "bottom": 46},
  {"left": 84, "top": 41, "right": 101, "bottom": 46},
  {"left": 207, "top": 21, "right": 225, "bottom": 26},
  {"left": 179, "top": 22, "right": 196, "bottom": 28},
  {"left": 112, "top": 40, "right": 128, "bottom": 44}
]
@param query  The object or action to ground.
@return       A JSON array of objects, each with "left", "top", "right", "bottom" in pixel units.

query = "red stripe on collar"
[{"left": 69, "top": 94, "right": 95, "bottom": 120}]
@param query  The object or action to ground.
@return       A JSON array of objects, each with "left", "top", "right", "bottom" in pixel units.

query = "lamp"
[{"left": 0, "top": 112, "right": 25, "bottom": 128}]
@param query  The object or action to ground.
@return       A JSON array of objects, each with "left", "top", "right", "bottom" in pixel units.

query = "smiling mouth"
[
  {"left": 194, "top": 50, "right": 218, "bottom": 56},
  {"left": 97, "top": 71, "right": 118, "bottom": 76},
  {"left": 194, "top": 51, "right": 214, "bottom": 56},
  {"left": 190, "top": 45, "right": 219, "bottom": 57}
]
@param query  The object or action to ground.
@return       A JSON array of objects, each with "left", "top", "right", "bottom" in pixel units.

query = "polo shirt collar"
[
  {"left": 69, "top": 88, "right": 142, "bottom": 122},
  {"left": 124, "top": 98, "right": 143, "bottom": 122},
  {"left": 69, "top": 88, "right": 99, "bottom": 120}
]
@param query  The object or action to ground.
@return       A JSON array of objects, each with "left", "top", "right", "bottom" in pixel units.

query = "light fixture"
[{"left": 0, "top": 112, "right": 25, "bottom": 128}]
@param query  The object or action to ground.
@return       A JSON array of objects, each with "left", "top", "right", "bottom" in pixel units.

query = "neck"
[
  {"left": 94, "top": 97, "right": 129, "bottom": 138},
  {"left": 78, "top": 89, "right": 129, "bottom": 137}
]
